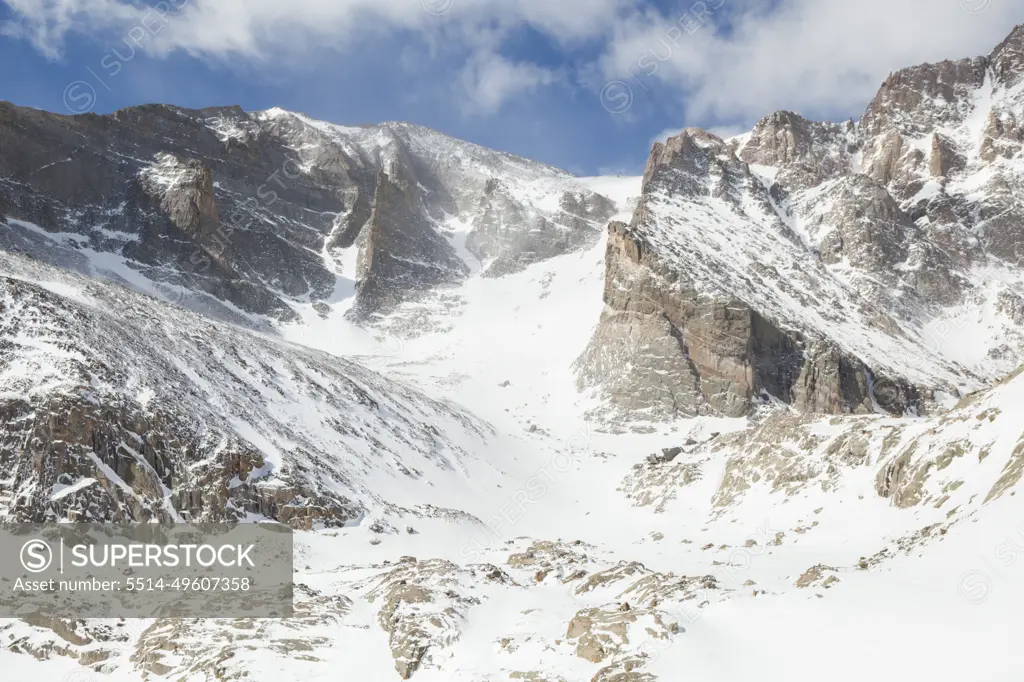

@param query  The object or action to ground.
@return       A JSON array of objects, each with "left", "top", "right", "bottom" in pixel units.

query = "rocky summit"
[
  {"left": 576, "top": 25, "right": 1024, "bottom": 423},
  {"left": 1, "top": 22, "right": 1024, "bottom": 682}
]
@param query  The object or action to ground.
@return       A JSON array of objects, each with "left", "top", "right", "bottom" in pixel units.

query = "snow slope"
[
  {"left": 4, "top": 168, "right": 1024, "bottom": 678},
  {"left": 0, "top": 248, "right": 549, "bottom": 527}
]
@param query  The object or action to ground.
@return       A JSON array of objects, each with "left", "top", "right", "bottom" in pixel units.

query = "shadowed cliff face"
[
  {"left": 0, "top": 103, "right": 347, "bottom": 320},
  {"left": 351, "top": 166, "right": 469, "bottom": 317},
  {"left": 575, "top": 25, "right": 1024, "bottom": 421},
  {"left": 0, "top": 103, "right": 617, "bottom": 323}
]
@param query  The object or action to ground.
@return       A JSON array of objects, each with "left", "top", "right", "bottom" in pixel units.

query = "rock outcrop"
[
  {"left": 0, "top": 251, "right": 492, "bottom": 526},
  {"left": 362, "top": 558, "right": 511, "bottom": 679},
  {"left": 575, "top": 131, "right": 937, "bottom": 420},
  {"left": 0, "top": 102, "right": 620, "bottom": 323},
  {"left": 351, "top": 165, "right": 468, "bottom": 316},
  {"left": 465, "top": 180, "right": 615, "bottom": 277},
  {"left": 576, "top": 25, "right": 1024, "bottom": 420},
  {"left": 622, "top": 364, "right": 1024, "bottom": 522}
]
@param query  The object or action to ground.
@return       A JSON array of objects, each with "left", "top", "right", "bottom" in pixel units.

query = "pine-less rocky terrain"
[
  {"left": 0, "top": 104, "right": 616, "bottom": 323},
  {"left": 1, "top": 24, "right": 1024, "bottom": 682},
  {"left": 576, "top": 24, "right": 1024, "bottom": 423}
]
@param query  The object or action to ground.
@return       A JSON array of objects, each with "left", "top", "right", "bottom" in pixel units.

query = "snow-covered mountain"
[
  {"left": 0, "top": 102, "right": 620, "bottom": 323},
  {"left": 0, "top": 249, "right": 520, "bottom": 527},
  {"left": 2, "top": 22, "right": 1024, "bottom": 682},
  {"left": 576, "top": 24, "right": 1024, "bottom": 423}
]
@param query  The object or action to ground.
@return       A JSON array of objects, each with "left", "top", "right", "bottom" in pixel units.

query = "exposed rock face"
[
  {"left": 0, "top": 616, "right": 144, "bottom": 670},
  {"left": 794, "top": 564, "right": 840, "bottom": 589},
  {"left": 498, "top": 539, "right": 720, "bottom": 679},
  {"left": 855, "top": 25, "right": 1024, "bottom": 267},
  {"left": 624, "top": 364, "right": 1024, "bottom": 522},
  {"left": 991, "top": 25, "right": 1024, "bottom": 89},
  {"left": 0, "top": 102, "right": 619, "bottom": 323},
  {"left": 0, "top": 103, "right": 342, "bottom": 320},
  {"left": 352, "top": 166, "right": 468, "bottom": 316},
  {"left": 0, "top": 251, "right": 493, "bottom": 525},
  {"left": 465, "top": 180, "right": 615, "bottom": 277},
  {"left": 577, "top": 25, "right": 1024, "bottom": 420},
  {"left": 591, "top": 659, "right": 658, "bottom": 682},
  {"left": 123, "top": 590, "right": 353, "bottom": 678},
  {"left": 565, "top": 605, "right": 676, "bottom": 663},
  {"left": 576, "top": 131, "right": 935, "bottom": 420},
  {"left": 139, "top": 155, "right": 221, "bottom": 242},
  {"left": 741, "top": 110, "right": 856, "bottom": 189},
  {"left": 930, "top": 133, "right": 966, "bottom": 178},
  {"left": 859, "top": 58, "right": 988, "bottom": 139},
  {"left": 0, "top": 389, "right": 313, "bottom": 525},
  {"left": 362, "top": 558, "right": 511, "bottom": 679}
]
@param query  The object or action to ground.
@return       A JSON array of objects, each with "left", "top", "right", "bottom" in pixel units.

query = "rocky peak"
[
  {"left": 742, "top": 111, "right": 847, "bottom": 165},
  {"left": 741, "top": 110, "right": 856, "bottom": 190},
  {"left": 742, "top": 111, "right": 811, "bottom": 164},
  {"left": 990, "top": 23, "right": 1024, "bottom": 88},
  {"left": 642, "top": 129, "right": 741, "bottom": 200},
  {"left": 571, "top": 27, "right": 1024, "bottom": 421},
  {"left": 643, "top": 131, "right": 704, "bottom": 188},
  {"left": 859, "top": 57, "right": 988, "bottom": 137}
]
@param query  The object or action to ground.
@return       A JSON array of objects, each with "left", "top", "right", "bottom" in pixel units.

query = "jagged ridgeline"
[
  {"left": 576, "top": 24, "right": 1024, "bottom": 421},
  {"left": 0, "top": 104, "right": 617, "bottom": 322}
]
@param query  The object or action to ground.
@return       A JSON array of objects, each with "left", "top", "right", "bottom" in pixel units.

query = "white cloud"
[
  {"left": 0, "top": 0, "right": 613, "bottom": 115},
  {"left": 1, "top": 0, "right": 143, "bottom": 60},
  {"left": 2, "top": 0, "right": 1022, "bottom": 124},
  {"left": 458, "top": 51, "right": 559, "bottom": 115},
  {"left": 0, "top": 0, "right": 638, "bottom": 61},
  {"left": 600, "top": 0, "right": 1024, "bottom": 124}
]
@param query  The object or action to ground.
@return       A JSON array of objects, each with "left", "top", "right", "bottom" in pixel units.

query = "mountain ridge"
[
  {"left": 0, "top": 99, "right": 621, "bottom": 325},
  {"left": 575, "top": 23, "right": 1024, "bottom": 422}
]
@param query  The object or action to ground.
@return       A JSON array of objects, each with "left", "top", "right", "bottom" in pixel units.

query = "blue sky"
[{"left": 1, "top": 0, "right": 1021, "bottom": 176}]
